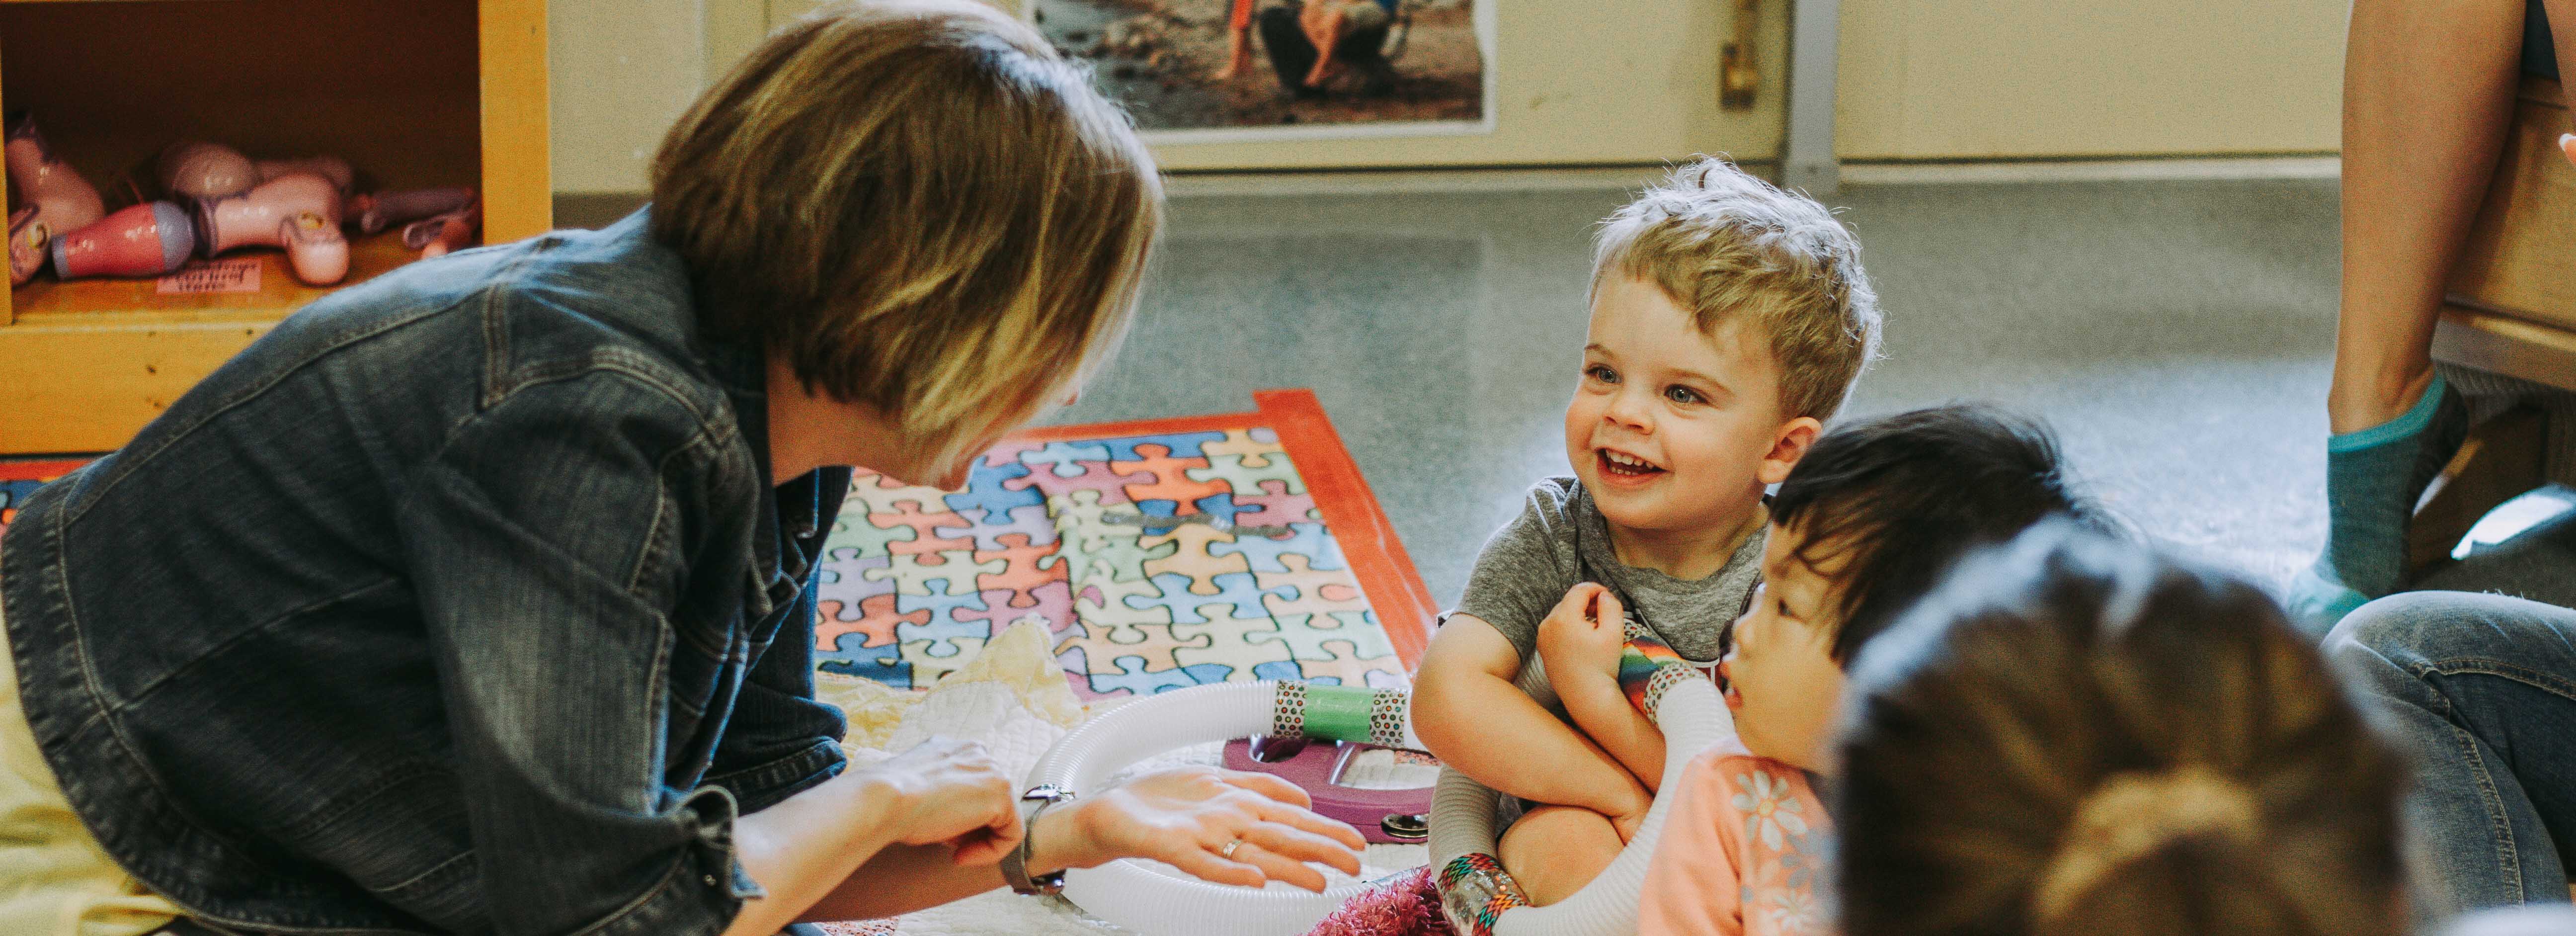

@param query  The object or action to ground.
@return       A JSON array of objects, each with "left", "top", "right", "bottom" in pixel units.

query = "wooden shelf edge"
[
  {"left": 0, "top": 318, "right": 271, "bottom": 455},
  {"left": 2433, "top": 303, "right": 2576, "bottom": 393}
]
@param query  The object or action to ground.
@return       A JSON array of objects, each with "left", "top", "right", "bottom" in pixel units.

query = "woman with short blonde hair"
[{"left": 0, "top": 3, "right": 1361, "bottom": 935}]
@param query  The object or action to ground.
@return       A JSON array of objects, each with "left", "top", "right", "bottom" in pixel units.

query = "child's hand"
[
  {"left": 1537, "top": 583, "right": 1627, "bottom": 683},
  {"left": 1610, "top": 806, "right": 1647, "bottom": 845}
]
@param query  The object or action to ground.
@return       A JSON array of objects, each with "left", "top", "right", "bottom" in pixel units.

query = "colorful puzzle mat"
[
  {"left": 0, "top": 390, "right": 1436, "bottom": 703},
  {"left": 816, "top": 389, "right": 1434, "bottom": 699}
]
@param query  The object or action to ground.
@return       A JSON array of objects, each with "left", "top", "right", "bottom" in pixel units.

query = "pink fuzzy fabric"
[{"left": 1302, "top": 865, "right": 1454, "bottom": 936}]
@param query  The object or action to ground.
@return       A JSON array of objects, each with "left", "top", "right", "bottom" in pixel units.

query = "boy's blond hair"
[
  {"left": 1593, "top": 158, "right": 1881, "bottom": 421},
  {"left": 652, "top": 0, "right": 1161, "bottom": 468}
]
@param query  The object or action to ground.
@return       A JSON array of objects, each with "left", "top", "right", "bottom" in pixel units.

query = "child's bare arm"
[
  {"left": 1538, "top": 586, "right": 1668, "bottom": 792},
  {"left": 1413, "top": 614, "right": 1651, "bottom": 821}
]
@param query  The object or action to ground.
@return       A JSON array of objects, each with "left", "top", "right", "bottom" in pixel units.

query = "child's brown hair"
[
  {"left": 651, "top": 0, "right": 1161, "bottom": 468},
  {"left": 1836, "top": 522, "right": 2407, "bottom": 936},
  {"left": 1592, "top": 157, "right": 1881, "bottom": 421}
]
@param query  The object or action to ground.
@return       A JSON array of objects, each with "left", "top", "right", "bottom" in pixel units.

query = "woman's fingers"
[
  {"left": 1216, "top": 767, "right": 1313, "bottom": 809},
  {"left": 1156, "top": 841, "right": 1269, "bottom": 889},
  {"left": 949, "top": 829, "right": 1014, "bottom": 866},
  {"left": 1236, "top": 818, "right": 1365, "bottom": 877},
  {"left": 1212, "top": 774, "right": 1367, "bottom": 852},
  {"left": 1224, "top": 841, "right": 1330, "bottom": 892},
  {"left": 1246, "top": 796, "right": 1369, "bottom": 853}
]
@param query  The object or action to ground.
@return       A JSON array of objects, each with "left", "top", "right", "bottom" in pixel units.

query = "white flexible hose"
[
  {"left": 1428, "top": 676, "right": 1734, "bottom": 936},
  {"left": 1025, "top": 676, "right": 1726, "bottom": 936},
  {"left": 1026, "top": 681, "right": 1382, "bottom": 936}
]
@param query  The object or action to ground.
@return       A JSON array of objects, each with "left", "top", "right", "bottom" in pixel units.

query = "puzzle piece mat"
[
  {"left": 815, "top": 389, "right": 1435, "bottom": 699},
  {"left": 0, "top": 391, "right": 1437, "bottom": 703}
]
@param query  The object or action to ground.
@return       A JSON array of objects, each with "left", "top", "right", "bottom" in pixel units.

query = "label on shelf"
[{"left": 156, "top": 259, "right": 262, "bottom": 295}]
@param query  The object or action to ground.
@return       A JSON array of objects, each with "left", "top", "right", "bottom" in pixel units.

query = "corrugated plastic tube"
[
  {"left": 1026, "top": 673, "right": 1729, "bottom": 936},
  {"left": 1428, "top": 675, "right": 1734, "bottom": 936},
  {"left": 1027, "top": 681, "right": 1379, "bottom": 936}
]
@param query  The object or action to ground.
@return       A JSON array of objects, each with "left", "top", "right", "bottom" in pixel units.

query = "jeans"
[{"left": 2328, "top": 592, "right": 2576, "bottom": 917}]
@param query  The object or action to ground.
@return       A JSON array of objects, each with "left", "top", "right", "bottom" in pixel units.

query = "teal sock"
[{"left": 2288, "top": 374, "right": 2467, "bottom": 631}]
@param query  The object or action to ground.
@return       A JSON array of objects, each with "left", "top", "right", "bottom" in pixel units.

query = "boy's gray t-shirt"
[{"left": 1453, "top": 476, "right": 1764, "bottom": 666}]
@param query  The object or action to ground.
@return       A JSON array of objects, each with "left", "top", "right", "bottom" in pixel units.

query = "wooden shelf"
[
  {"left": 0, "top": 0, "right": 548, "bottom": 454},
  {"left": 13, "top": 231, "right": 428, "bottom": 325}
]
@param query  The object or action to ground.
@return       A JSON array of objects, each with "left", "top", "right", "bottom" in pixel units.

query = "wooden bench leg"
[{"left": 2408, "top": 406, "right": 2550, "bottom": 577}]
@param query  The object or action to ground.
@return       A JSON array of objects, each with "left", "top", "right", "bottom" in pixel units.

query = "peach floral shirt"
[{"left": 1637, "top": 742, "right": 1833, "bottom": 936}]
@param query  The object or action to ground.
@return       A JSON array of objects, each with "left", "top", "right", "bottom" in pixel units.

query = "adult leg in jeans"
[{"left": 2327, "top": 592, "right": 2576, "bottom": 916}]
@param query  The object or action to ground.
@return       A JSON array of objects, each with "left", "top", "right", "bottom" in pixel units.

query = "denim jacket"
[{"left": 1, "top": 210, "right": 851, "bottom": 935}]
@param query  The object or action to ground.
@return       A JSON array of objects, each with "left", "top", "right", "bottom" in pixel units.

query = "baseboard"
[
  {"left": 1161, "top": 164, "right": 1693, "bottom": 198},
  {"left": 1839, "top": 154, "right": 2340, "bottom": 185},
  {"left": 553, "top": 192, "right": 650, "bottom": 230},
  {"left": 549, "top": 154, "right": 2342, "bottom": 220}
]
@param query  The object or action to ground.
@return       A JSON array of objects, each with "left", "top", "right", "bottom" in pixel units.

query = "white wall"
[
  {"left": 553, "top": 0, "right": 1793, "bottom": 190},
  {"left": 548, "top": 0, "right": 711, "bottom": 194},
  {"left": 1833, "top": 0, "right": 2346, "bottom": 160},
  {"left": 546, "top": 0, "right": 2352, "bottom": 193}
]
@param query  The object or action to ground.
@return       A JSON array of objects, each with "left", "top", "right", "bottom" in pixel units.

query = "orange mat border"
[{"left": 0, "top": 460, "right": 89, "bottom": 481}]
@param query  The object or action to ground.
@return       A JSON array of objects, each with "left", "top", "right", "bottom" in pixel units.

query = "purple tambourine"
[{"left": 1223, "top": 736, "right": 1436, "bottom": 844}]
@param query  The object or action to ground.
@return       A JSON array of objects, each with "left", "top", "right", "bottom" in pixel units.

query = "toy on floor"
[
  {"left": 1027, "top": 680, "right": 1423, "bottom": 936},
  {"left": 1222, "top": 684, "right": 1436, "bottom": 845},
  {"left": 1303, "top": 865, "right": 1452, "bottom": 936},
  {"left": 5, "top": 111, "right": 104, "bottom": 237},
  {"left": 195, "top": 172, "right": 346, "bottom": 285},
  {"left": 1425, "top": 633, "right": 1730, "bottom": 936},
  {"left": 349, "top": 185, "right": 475, "bottom": 235},
  {"left": 49, "top": 201, "right": 194, "bottom": 279}
]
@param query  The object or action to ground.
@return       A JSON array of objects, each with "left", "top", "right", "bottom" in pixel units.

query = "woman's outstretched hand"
[
  {"left": 858, "top": 736, "right": 1024, "bottom": 866},
  {"left": 1050, "top": 765, "right": 1368, "bottom": 892}
]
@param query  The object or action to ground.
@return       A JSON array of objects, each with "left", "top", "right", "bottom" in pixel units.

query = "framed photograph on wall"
[{"left": 1025, "top": 0, "right": 1496, "bottom": 143}]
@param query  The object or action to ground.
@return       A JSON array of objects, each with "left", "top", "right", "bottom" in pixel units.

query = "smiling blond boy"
[{"left": 1410, "top": 158, "right": 1882, "bottom": 906}]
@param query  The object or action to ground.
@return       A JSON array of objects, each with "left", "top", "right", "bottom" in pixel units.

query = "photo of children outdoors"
[{"left": 1026, "top": 0, "right": 1488, "bottom": 135}]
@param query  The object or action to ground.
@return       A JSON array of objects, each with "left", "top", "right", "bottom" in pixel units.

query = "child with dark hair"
[
  {"left": 1834, "top": 522, "right": 2408, "bottom": 936},
  {"left": 1638, "top": 404, "right": 2104, "bottom": 935}
]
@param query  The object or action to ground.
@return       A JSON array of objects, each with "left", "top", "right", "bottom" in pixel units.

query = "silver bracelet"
[{"left": 1001, "top": 784, "right": 1076, "bottom": 896}]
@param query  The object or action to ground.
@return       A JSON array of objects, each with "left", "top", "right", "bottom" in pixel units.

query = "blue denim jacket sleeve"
[
  {"left": 395, "top": 368, "right": 757, "bottom": 936},
  {"left": 702, "top": 574, "right": 850, "bottom": 814}
]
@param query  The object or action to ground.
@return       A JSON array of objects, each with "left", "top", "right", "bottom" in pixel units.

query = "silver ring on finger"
[{"left": 1219, "top": 837, "right": 1244, "bottom": 859}]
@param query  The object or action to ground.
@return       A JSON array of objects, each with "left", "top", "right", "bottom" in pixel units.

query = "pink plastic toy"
[
  {"left": 157, "top": 141, "right": 259, "bottom": 201},
  {"left": 5, "top": 110, "right": 105, "bottom": 235},
  {"left": 402, "top": 202, "right": 480, "bottom": 259},
  {"left": 1223, "top": 736, "right": 1435, "bottom": 844},
  {"left": 348, "top": 186, "right": 475, "bottom": 235},
  {"left": 50, "top": 201, "right": 195, "bottom": 279},
  {"left": 254, "top": 155, "right": 353, "bottom": 193},
  {"left": 196, "top": 171, "right": 342, "bottom": 257},
  {"left": 278, "top": 210, "right": 349, "bottom": 285},
  {"left": 9, "top": 206, "right": 47, "bottom": 285}
]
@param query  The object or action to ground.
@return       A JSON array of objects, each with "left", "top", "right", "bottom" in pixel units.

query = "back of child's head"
[
  {"left": 1836, "top": 522, "right": 2407, "bottom": 936},
  {"left": 1593, "top": 157, "right": 1882, "bottom": 421},
  {"left": 652, "top": 0, "right": 1161, "bottom": 468},
  {"left": 1771, "top": 403, "right": 2103, "bottom": 661}
]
